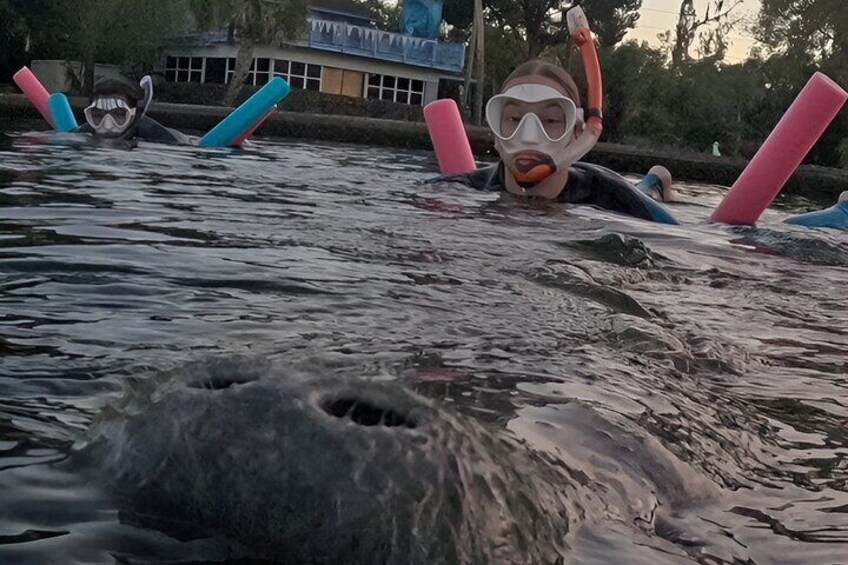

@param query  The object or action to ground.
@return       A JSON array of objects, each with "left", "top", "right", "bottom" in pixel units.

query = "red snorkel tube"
[{"left": 561, "top": 7, "right": 603, "bottom": 161}]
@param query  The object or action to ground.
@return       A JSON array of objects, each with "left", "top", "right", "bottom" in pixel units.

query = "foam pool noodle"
[
  {"left": 48, "top": 93, "right": 78, "bottom": 133},
  {"left": 13, "top": 67, "right": 55, "bottom": 128},
  {"left": 785, "top": 192, "right": 848, "bottom": 230},
  {"left": 199, "top": 78, "right": 291, "bottom": 148},
  {"left": 233, "top": 107, "right": 276, "bottom": 147},
  {"left": 711, "top": 72, "right": 847, "bottom": 226},
  {"left": 424, "top": 99, "right": 477, "bottom": 175}
]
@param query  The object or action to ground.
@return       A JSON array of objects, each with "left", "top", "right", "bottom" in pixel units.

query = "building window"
[
  {"left": 366, "top": 74, "right": 424, "bottom": 105},
  {"left": 165, "top": 55, "right": 322, "bottom": 90},
  {"left": 253, "top": 58, "right": 271, "bottom": 85},
  {"left": 165, "top": 56, "right": 203, "bottom": 83},
  {"left": 205, "top": 57, "right": 227, "bottom": 84},
  {"left": 223, "top": 58, "right": 272, "bottom": 85},
  {"left": 274, "top": 60, "right": 322, "bottom": 91}
]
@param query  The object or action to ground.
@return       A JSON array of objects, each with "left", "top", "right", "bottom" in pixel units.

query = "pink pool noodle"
[
  {"left": 233, "top": 106, "right": 276, "bottom": 147},
  {"left": 711, "top": 72, "right": 847, "bottom": 226},
  {"left": 424, "top": 99, "right": 477, "bottom": 175},
  {"left": 13, "top": 66, "right": 56, "bottom": 128}
]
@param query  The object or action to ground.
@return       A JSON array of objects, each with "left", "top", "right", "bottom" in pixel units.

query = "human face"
[
  {"left": 486, "top": 82, "right": 579, "bottom": 186},
  {"left": 84, "top": 95, "right": 136, "bottom": 137}
]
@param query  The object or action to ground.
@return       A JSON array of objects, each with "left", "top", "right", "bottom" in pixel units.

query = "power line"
[
  {"left": 639, "top": 0, "right": 758, "bottom": 16},
  {"left": 547, "top": 3, "right": 761, "bottom": 43},
  {"left": 641, "top": 6, "right": 681, "bottom": 15},
  {"left": 630, "top": 24, "right": 760, "bottom": 43}
]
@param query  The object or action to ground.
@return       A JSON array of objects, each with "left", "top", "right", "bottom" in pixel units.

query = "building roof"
[
  {"left": 168, "top": 31, "right": 229, "bottom": 47},
  {"left": 310, "top": 0, "right": 379, "bottom": 23}
]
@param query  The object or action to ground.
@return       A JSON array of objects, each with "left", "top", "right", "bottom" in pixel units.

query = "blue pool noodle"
[
  {"left": 199, "top": 77, "right": 291, "bottom": 148},
  {"left": 785, "top": 201, "right": 848, "bottom": 230},
  {"left": 49, "top": 93, "right": 78, "bottom": 132}
]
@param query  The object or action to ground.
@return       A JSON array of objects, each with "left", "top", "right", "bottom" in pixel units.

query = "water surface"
[{"left": 0, "top": 130, "right": 846, "bottom": 564}]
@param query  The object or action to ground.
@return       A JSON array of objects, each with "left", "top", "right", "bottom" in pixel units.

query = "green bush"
[{"left": 155, "top": 83, "right": 424, "bottom": 122}]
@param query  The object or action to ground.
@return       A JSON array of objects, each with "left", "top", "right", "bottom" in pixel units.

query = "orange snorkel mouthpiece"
[{"left": 513, "top": 165, "right": 555, "bottom": 185}]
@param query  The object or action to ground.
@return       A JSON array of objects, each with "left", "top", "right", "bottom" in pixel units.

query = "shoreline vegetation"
[{"left": 2, "top": 92, "right": 846, "bottom": 204}]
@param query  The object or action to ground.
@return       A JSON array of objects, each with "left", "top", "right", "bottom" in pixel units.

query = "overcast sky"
[{"left": 625, "top": 0, "right": 762, "bottom": 62}]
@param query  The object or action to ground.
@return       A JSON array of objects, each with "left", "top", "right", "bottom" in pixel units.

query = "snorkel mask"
[
  {"left": 83, "top": 76, "right": 153, "bottom": 138},
  {"left": 84, "top": 96, "right": 137, "bottom": 137},
  {"left": 487, "top": 7, "right": 604, "bottom": 190},
  {"left": 486, "top": 84, "right": 580, "bottom": 186}
]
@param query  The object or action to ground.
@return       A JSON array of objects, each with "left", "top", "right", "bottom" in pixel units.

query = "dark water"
[{"left": 0, "top": 129, "right": 846, "bottom": 564}]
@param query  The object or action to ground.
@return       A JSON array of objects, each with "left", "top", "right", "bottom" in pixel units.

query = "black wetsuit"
[
  {"left": 74, "top": 116, "right": 191, "bottom": 145},
  {"left": 445, "top": 161, "right": 660, "bottom": 222}
]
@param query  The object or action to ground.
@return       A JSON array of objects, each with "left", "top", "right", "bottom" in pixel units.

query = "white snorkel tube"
[
  {"left": 138, "top": 75, "right": 154, "bottom": 121},
  {"left": 562, "top": 7, "right": 604, "bottom": 164}
]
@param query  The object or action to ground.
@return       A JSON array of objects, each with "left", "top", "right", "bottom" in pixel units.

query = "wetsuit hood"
[
  {"left": 92, "top": 77, "right": 144, "bottom": 104},
  {"left": 85, "top": 77, "right": 144, "bottom": 138}
]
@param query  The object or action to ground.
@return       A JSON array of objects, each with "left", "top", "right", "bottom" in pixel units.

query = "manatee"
[{"left": 75, "top": 358, "right": 588, "bottom": 564}]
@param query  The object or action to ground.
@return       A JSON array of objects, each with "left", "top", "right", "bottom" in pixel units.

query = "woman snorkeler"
[{"left": 449, "top": 60, "right": 677, "bottom": 222}]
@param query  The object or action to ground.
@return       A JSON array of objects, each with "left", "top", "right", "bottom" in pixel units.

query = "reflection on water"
[{"left": 0, "top": 130, "right": 846, "bottom": 564}]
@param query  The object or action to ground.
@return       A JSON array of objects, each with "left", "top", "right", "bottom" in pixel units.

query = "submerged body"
[
  {"left": 74, "top": 115, "right": 191, "bottom": 145},
  {"left": 76, "top": 359, "right": 582, "bottom": 564},
  {"left": 450, "top": 161, "right": 677, "bottom": 223}
]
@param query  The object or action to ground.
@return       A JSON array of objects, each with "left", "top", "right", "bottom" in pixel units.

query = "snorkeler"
[
  {"left": 75, "top": 76, "right": 191, "bottom": 145},
  {"left": 450, "top": 60, "right": 676, "bottom": 221}
]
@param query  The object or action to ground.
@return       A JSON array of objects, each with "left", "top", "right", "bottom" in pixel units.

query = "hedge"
[{"left": 155, "top": 83, "right": 425, "bottom": 122}]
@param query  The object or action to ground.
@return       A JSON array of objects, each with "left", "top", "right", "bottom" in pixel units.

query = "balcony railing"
[{"left": 306, "top": 18, "right": 466, "bottom": 73}]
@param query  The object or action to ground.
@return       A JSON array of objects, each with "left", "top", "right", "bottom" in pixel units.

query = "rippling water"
[{"left": 0, "top": 128, "right": 846, "bottom": 564}]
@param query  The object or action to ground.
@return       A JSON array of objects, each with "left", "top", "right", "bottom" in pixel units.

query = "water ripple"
[{"left": 0, "top": 132, "right": 846, "bottom": 563}]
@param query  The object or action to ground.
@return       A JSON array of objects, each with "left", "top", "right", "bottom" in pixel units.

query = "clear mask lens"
[
  {"left": 84, "top": 97, "right": 134, "bottom": 131},
  {"left": 486, "top": 85, "right": 577, "bottom": 143}
]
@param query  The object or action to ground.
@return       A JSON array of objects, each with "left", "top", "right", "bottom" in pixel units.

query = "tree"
[
  {"left": 483, "top": 22, "right": 526, "bottom": 96},
  {"left": 486, "top": 0, "right": 568, "bottom": 58},
  {"left": 670, "top": 0, "right": 742, "bottom": 67},
  {"left": 757, "top": 0, "right": 847, "bottom": 82},
  {"left": 189, "top": 0, "right": 309, "bottom": 106},
  {"left": 443, "top": 0, "right": 475, "bottom": 30},
  {"left": 755, "top": 0, "right": 848, "bottom": 166},
  {"left": 460, "top": 0, "right": 485, "bottom": 123},
  {"left": 579, "top": 0, "right": 642, "bottom": 48},
  {"left": 68, "top": 0, "right": 191, "bottom": 94},
  {"left": 471, "top": 0, "right": 485, "bottom": 123},
  {"left": 602, "top": 40, "right": 669, "bottom": 141},
  {"left": 0, "top": 0, "right": 27, "bottom": 81},
  {"left": 1, "top": 0, "right": 86, "bottom": 83},
  {"left": 357, "top": 0, "right": 403, "bottom": 31},
  {"left": 485, "top": 0, "right": 642, "bottom": 59},
  {"left": 2, "top": 0, "right": 188, "bottom": 91}
]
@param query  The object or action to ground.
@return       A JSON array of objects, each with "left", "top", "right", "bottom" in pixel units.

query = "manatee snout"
[{"left": 79, "top": 360, "right": 577, "bottom": 564}]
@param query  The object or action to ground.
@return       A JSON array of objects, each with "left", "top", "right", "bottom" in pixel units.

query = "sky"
[{"left": 625, "top": 0, "right": 763, "bottom": 63}]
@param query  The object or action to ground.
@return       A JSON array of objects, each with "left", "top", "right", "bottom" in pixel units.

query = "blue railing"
[{"left": 306, "top": 18, "right": 466, "bottom": 73}]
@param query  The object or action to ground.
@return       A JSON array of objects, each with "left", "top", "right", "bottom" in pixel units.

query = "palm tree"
[{"left": 189, "top": 0, "right": 309, "bottom": 106}]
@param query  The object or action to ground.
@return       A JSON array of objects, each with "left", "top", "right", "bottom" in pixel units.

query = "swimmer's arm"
[{"left": 136, "top": 117, "right": 192, "bottom": 145}]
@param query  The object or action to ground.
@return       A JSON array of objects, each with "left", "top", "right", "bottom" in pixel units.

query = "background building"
[{"left": 164, "top": 0, "right": 465, "bottom": 107}]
